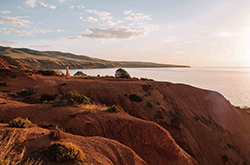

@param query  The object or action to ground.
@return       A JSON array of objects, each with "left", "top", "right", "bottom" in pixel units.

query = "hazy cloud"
[
  {"left": 77, "top": 5, "right": 85, "bottom": 9},
  {"left": 58, "top": 0, "right": 66, "bottom": 3},
  {"left": 214, "top": 32, "right": 232, "bottom": 37},
  {"left": 100, "top": 20, "right": 123, "bottom": 26},
  {"left": 79, "top": 16, "right": 85, "bottom": 21},
  {"left": 0, "top": 40, "right": 16, "bottom": 45},
  {"left": 57, "top": 29, "right": 63, "bottom": 32},
  {"left": 25, "top": 0, "right": 37, "bottom": 8},
  {"left": 28, "top": 45, "right": 52, "bottom": 47},
  {"left": 124, "top": 10, "right": 132, "bottom": 15},
  {"left": 0, "top": 28, "right": 31, "bottom": 36},
  {"left": 40, "top": 2, "right": 56, "bottom": 9},
  {"left": 69, "top": 6, "right": 74, "bottom": 10},
  {"left": 39, "top": 29, "right": 49, "bottom": 33},
  {"left": 0, "top": 16, "right": 31, "bottom": 27},
  {"left": 67, "top": 27, "right": 148, "bottom": 42},
  {"left": 85, "top": 10, "right": 112, "bottom": 20},
  {"left": 125, "top": 12, "right": 151, "bottom": 21},
  {"left": 17, "top": 16, "right": 30, "bottom": 18},
  {"left": 86, "top": 17, "right": 98, "bottom": 23},
  {"left": 0, "top": 11, "right": 11, "bottom": 14},
  {"left": 31, "top": 29, "right": 39, "bottom": 33}
]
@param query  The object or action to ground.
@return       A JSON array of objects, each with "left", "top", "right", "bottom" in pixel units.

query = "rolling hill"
[{"left": 0, "top": 46, "right": 189, "bottom": 69}]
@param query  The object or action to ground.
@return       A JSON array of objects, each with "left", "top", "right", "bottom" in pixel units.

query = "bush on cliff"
[
  {"left": 107, "top": 105, "right": 124, "bottom": 113},
  {"left": 41, "top": 93, "right": 57, "bottom": 102},
  {"left": 74, "top": 71, "right": 87, "bottom": 76},
  {"left": 115, "top": 68, "right": 131, "bottom": 78},
  {"left": 46, "top": 142, "right": 85, "bottom": 163},
  {"left": 49, "top": 125, "right": 67, "bottom": 140},
  {"left": 129, "top": 94, "right": 143, "bottom": 102},
  {"left": 54, "top": 90, "right": 90, "bottom": 106},
  {"left": 9, "top": 88, "right": 36, "bottom": 98},
  {"left": 9, "top": 117, "right": 34, "bottom": 128},
  {"left": 38, "top": 70, "right": 61, "bottom": 76}
]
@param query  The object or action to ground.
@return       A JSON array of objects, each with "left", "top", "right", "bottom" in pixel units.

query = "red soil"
[{"left": 0, "top": 55, "right": 250, "bottom": 164}]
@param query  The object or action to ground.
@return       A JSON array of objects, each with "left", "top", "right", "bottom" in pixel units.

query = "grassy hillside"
[{"left": 0, "top": 46, "right": 190, "bottom": 69}]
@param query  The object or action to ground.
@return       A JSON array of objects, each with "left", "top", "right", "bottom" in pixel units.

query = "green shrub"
[
  {"left": 0, "top": 82, "right": 7, "bottom": 87},
  {"left": 129, "top": 94, "right": 143, "bottom": 102},
  {"left": 147, "top": 101, "right": 153, "bottom": 108},
  {"left": 155, "top": 110, "right": 163, "bottom": 119},
  {"left": 9, "top": 88, "right": 36, "bottom": 98},
  {"left": 107, "top": 105, "right": 124, "bottom": 113},
  {"left": 74, "top": 71, "right": 87, "bottom": 76},
  {"left": 49, "top": 125, "right": 67, "bottom": 140},
  {"left": 169, "top": 111, "right": 180, "bottom": 126},
  {"left": 222, "top": 155, "right": 228, "bottom": 163},
  {"left": 142, "top": 84, "right": 152, "bottom": 92},
  {"left": 140, "top": 77, "right": 154, "bottom": 81},
  {"left": 41, "top": 93, "right": 57, "bottom": 102},
  {"left": 60, "top": 90, "right": 90, "bottom": 105},
  {"left": 115, "top": 68, "right": 131, "bottom": 78},
  {"left": 46, "top": 142, "right": 85, "bottom": 163},
  {"left": 53, "top": 100, "right": 67, "bottom": 107},
  {"left": 9, "top": 117, "right": 33, "bottom": 128},
  {"left": 38, "top": 70, "right": 61, "bottom": 76}
]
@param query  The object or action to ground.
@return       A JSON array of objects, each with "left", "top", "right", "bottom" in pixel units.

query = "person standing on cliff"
[{"left": 66, "top": 65, "right": 71, "bottom": 79}]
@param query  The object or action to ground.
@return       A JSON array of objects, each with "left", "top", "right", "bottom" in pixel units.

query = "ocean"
[{"left": 57, "top": 67, "right": 250, "bottom": 107}]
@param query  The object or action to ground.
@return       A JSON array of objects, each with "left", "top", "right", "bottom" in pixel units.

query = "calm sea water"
[{"left": 57, "top": 68, "right": 250, "bottom": 107}]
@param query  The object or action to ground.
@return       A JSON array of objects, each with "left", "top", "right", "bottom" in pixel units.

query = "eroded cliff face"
[
  {"left": 1, "top": 74, "right": 250, "bottom": 165},
  {"left": 0, "top": 55, "right": 249, "bottom": 164},
  {"left": 56, "top": 78, "right": 250, "bottom": 165}
]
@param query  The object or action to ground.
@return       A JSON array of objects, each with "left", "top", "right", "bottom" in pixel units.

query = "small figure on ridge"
[{"left": 66, "top": 65, "right": 70, "bottom": 79}]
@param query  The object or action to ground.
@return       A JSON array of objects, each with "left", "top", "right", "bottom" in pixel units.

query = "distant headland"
[{"left": 0, "top": 46, "right": 190, "bottom": 69}]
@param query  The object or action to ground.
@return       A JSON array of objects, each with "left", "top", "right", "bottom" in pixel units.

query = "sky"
[{"left": 1, "top": 0, "right": 250, "bottom": 67}]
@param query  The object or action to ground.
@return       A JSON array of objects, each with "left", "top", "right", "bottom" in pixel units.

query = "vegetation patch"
[
  {"left": 170, "top": 111, "right": 180, "bottom": 127},
  {"left": 0, "top": 82, "right": 7, "bottom": 87},
  {"left": 60, "top": 82, "right": 68, "bottom": 86},
  {"left": 222, "top": 155, "right": 229, "bottom": 163},
  {"left": 115, "top": 68, "right": 131, "bottom": 78},
  {"left": 54, "top": 90, "right": 90, "bottom": 106},
  {"left": 140, "top": 77, "right": 154, "bottom": 81},
  {"left": 142, "top": 84, "right": 152, "bottom": 92},
  {"left": 46, "top": 142, "right": 85, "bottom": 163},
  {"left": 9, "top": 117, "right": 34, "bottom": 128},
  {"left": 9, "top": 88, "right": 36, "bottom": 98},
  {"left": 60, "top": 90, "right": 90, "bottom": 105},
  {"left": 155, "top": 110, "right": 163, "bottom": 119},
  {"left": 147, "top": 101, "right": 153, "bottom": 108},
  {"left": 41, "top": 93, "right": 57, "bottom": 102},
  {"left": 38, "top": 70, "right": 61, "bottom": 76},
  {"left": 107, "top": 105, "right": 124, "bottom": 113},
  {"left": 74, "top": 71, "right": 87, "bottom": 76},
  {"left": 53, "top": 100, "right": 67, "bottom": 107},
  {"left": 49, "top": 125, "right": 67, "bottom": 140},
  {"left": 129, "top": 94, "right": 143, "bottom": 102},
  {"left": 0, "top": 130, "right": 42, "bottom": 165}
]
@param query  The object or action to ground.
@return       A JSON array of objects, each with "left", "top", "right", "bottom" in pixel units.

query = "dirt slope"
[
  {"left": 0, "top": 58, "right": 250, "bottom": 164},
  {"left": 0, "top": 98, "right": 196, "bottom": 165},
  {"left": 0, "top": 124, "right": 146, "bottom": 165}
]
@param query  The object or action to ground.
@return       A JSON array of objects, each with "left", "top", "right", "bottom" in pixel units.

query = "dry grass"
[
  {"left": 49, "top": 126, "right": 67, "bottom": 141},
  {"left": 46, "top": 142, "right": 85, "bottom": 163},
  {"left": 0, "top": 130, "right": 42, "bottom": 165},
  {"left": 78, "top": 103, "right": 109, "bottom": 111}
]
